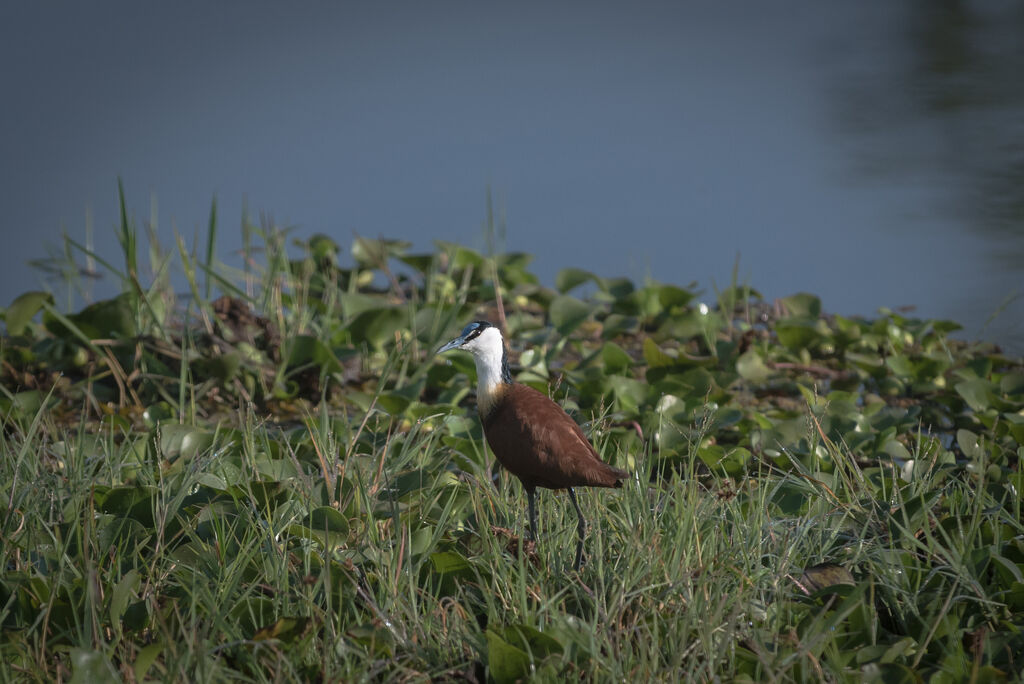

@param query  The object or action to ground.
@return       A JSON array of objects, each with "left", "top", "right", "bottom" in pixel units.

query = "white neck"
[
  {"left": 464, "top": 326, "right": 508, "bottom": 414},
  {"left": 472, "top": 342, "right": 506, "bottom": 399}
]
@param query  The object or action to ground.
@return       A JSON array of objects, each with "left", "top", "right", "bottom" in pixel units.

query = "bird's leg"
[
  {"left": 526, "top": 487, "right": 538, "bottom": 542},
  {"left": 567, "top": 487, "right": 586, "bottom": 570}
]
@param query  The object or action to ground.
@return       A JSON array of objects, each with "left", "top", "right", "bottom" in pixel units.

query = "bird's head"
[{"left": 436, "top": 320, "right": 504, "bottom": 358}]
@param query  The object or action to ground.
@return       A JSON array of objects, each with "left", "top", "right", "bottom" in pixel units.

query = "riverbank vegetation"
[{"left": 2, "top": 191, "right": 1023, "bottom": 681}]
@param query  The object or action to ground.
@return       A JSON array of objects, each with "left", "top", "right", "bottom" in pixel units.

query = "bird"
[{"left": 437, "top": 320, "right": 628, "bottom": 569}]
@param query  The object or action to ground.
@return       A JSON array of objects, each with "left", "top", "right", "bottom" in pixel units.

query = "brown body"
[
  {"left": 437, "top": 320, "right": 629, "bottom": 568},
  {"left": 481, "top": 383, "right": 628, "bottom": 491}
]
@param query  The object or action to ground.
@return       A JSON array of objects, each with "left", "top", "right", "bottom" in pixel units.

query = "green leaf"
[
  {"left": 308, "top": 506, "right": 349, "bottom": 533},
  {"left": 606, "top": 375, "right": 648, "bottom": 414},
  {"left": 110, "top": 569, "right": 141, "bottom": 628},
  {"left": 657, "top": 284, "right": 694, "bottom": 310},
  {"left": 779, "top": 292, "right": 822, "bottom": 318},
  {"left": 642, "top": 338, "right": 676, "bottom": 368},
  {"left": 308, "top": 234, "right": 341, "bottom": 262},
  {"left": 253, "top": 616, "right": 312, "bottom": 644},
  {"left": 555, "top": 267, "right": 595, "bottom": 293},
  {"left": 133, "top": 644, "right": 163, "bottom": 681},
  {"left": 697, "top": 445, "right": 750, "bottom": 476},
  {"left": 736, "top": 349, "right": 772, "bottom": 382},
  {"left": 58, "top": 293, "right": 137, "bottom": 340},
  {"left": 955, "top": 379, "right": 994, "bottom": 412},
  {"left": 1000, "top": 372, "right": 1024, "bottom": 396},
  {"left": 600, "top": 342, "right": 633, "bottom": 374},
  {"left": 69, "top": 648, "right": 119, "bottom": 684},
  {"left": 957, "top": 429, "right": 984, "bottom": 460},
  {"left": 430, "top": 550, "right": 472, "bottom": 575},
  {"left": 776, "top": 318, "right": 824, "bottom": 351},
  {"left": 487, "top": 628, "right": 531, "bottom": 684},
  {"left": 501, "top": 623, "right": 564, "bottom": 659},
  {"left": 351, "top": 236, "right": 410, "bottom": 266},
  {"left": 549, "top": 295, "right": 593, "bottom": 335},
  {"left": 5, "top": 291, "right": 53, "bottom": 335},
  {"left": 799, "top": 563, "right": 855, "bottom": 593},
  {"left": 347, "top": 307, "right": 407, "bottom": 349}
]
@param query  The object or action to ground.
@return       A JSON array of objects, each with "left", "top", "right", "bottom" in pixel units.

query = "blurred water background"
[{"left": 1, "top": 1, "right": 1021, "bottom": 351}]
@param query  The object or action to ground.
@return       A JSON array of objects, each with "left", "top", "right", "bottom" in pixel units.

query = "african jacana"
[{"left": 437, "top": 320, "right": 628, "bottom": 569}]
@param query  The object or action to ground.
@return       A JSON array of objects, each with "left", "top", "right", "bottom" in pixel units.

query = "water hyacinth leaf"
[
  {"left": 603, "top": 276, "right": 635, "bottom": 299},
  {"left": 434, "top": 240, "right": 485, "bottom": 269},
  {"left": 798, "top": 564, "right": 855, "bottom": 594},
  {"left": 1004, "top": 413, "right": 1024, "bottom": 444},
  {"left": 606, "top": 375, "right": 647, "bottom": 414},
  {"left": 96, "top": 486, "right": 158, "bottom": 525},
  {"left": 97, "top": 517, "right": 150, "bottom": 557},
  {"left": 736, "top": 349, "right": 772, "bottom": 383},
  {"left": 600, "top": 341, "right": 633, "bottom": 374},
  {"left": 69, "top": 648, "right": 119, "bottom": 684},
  {"left": 955, "top": 379, "right": 994, "bottom": 412},
  {"left": 487, "top": 628, "right": 532, "bottom": 684},
  {"left": 881, "top": 438, "right": 912, "bottom": 462},
  {"left": 228, "top": 480, "right": 287, "bottom": 509},
  {"left": 5, "top": 291, "right": 53, "bottom": 335},
  {"left": 196, "top": 472, "right": 228, "bottom": 491},
  {"left": 196, "top": 350, "right": 241, "bottom": 382},
  {"left": 624, "top": 286, "right": 664, "bottom": 319},
  {"left": 957, "top": 429, "right": 985, "bottom": 461},
  {"left": 49, "top": 293, "right": 137, "bottom": 340},
  {"left": 339, "top": 292, "right": 393, "bottom": 319},
  {"left": 397, "top": 252, "right": 435, "bottom": 275},
  {"left": 549, "top": 295, "right": 593, "bottom": 335},
  {"left": 110, "top": 569, "right": 141, "bottom": 628},
  {"left": 779, "top": 292, "right": 822, "bottom": 318},
  {"left": 351, "top": 236, "right": 410, "bottom": 267},
  {"left": 133, "top": 644, "right": 163, "bottom": 681},
  {"left": 673, "top": 367, "right": 715, "bottom": 399},
  {"left": 501, "top": 624, "right": 564, "bottom": 660},
  {"left": 697, "top": 444, "right": 750, "bottom": 476},
  {"left": 555, "top": 267, "right": 596, "bottom": 293},
  {"left": 657, "top": 308, "right": 711, "bottom": 341},
  {"left": 308, "top": 234, "right": 340, "bottom": 263},
  {"left": 142, "top": 402, "right": 174, "bottom": 428},
  {"left": 287, "top": 335, "right": 342, "bottom": 373},
  {"left": 430, "top": 550, "right": 472, "bottom": 576},
  {"left": 159, "top": 425, "right": 215, "bottom": 461},
  {"left": 347, "top": 307, "right": 407, "bottom": 349},
  {"left": 253, "top": 616, "right": 312, "bottom": 644},
  {"left": 1000, "top": 372, "right": 1024, "bottom": 396},
  {"left": 1, "top": 389, "right": 43, "bottom": 418},
  {"left": 600, "top": 313, "right": 637, "bottom": 339},
  {"left": 377, "top": 391, "right": 411, "bottom": 415},
  {"left": 390, "top": 469, "right": 433, "bottom": 497},
  {"left": 657, "top": 284, "right": 694, "bottom": 310},
  {"left": 230, "top": 596, "right": 278, "bottom": 637},
  {"left": 643, "top": 338, "right": 676, "bottom": 368},
  {"left": 776, "top": 318, "right": 824, "bottom": 352}
]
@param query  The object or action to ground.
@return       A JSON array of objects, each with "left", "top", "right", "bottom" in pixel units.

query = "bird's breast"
[{"left": 476, "top": 381, "right": 511, "bottom": 418}]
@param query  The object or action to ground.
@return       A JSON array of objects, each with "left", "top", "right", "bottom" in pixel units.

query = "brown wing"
[{"left": 482, "top": 384, "right": 628, "bottom": 490}]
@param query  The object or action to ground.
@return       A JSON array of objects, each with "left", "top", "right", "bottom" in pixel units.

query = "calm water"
[{"left": 1, "top": 1, "right": 1021, "bottom": 351}]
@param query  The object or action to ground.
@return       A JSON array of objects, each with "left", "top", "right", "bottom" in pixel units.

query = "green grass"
[{"left": 1, "top": 192, "right": 1023, "bottom": 681}]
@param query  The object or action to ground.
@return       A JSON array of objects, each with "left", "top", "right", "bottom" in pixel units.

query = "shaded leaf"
[
  {"left": 5, "top": 291, "right": 53, "bottom": 335},
  {"left": 555, "top": 267, "right": 595, "bottom": 293},
  {"left": 487, "top": 628, "right": 531, "bottom": 684},
  {"left": 549, "top": 295, "right": 593, "bottom": 335}
]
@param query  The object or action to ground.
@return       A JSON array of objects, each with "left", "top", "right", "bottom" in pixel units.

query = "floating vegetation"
[{"left": 1, "top": 192, "right": 1022, "bottom": 680}]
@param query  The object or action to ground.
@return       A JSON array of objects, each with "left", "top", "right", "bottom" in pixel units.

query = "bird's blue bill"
[
  {"left": 436, "top": 321, "right": 486, "bottom": 354},
  {"left": 436, "top": 336, "right": 465, "bottom": 354}
]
